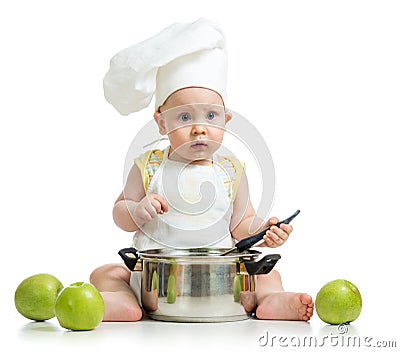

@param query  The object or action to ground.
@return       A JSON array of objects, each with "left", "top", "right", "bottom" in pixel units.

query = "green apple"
[
  {"left": 316, "top": 279, "right": 362, "bottom": 325},
  {"left": 14, "top": 273, "right": 63, "bottom": 321},
  {"left": 55, "top": 282, "right": 104, "bottom": 331}
]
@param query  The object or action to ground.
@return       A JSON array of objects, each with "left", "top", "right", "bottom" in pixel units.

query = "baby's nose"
[{"left": 191, "top": 124, "right": 207, "bottom": 135}]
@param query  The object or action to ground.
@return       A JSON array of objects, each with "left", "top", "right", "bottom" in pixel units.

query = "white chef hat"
[{"left": 103, "top": 18, "right": 227, "bottom": 115}]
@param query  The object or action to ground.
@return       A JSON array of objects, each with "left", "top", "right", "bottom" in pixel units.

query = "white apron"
[{"left": 132, "top": 147, "right": 235, "bottom": 250}]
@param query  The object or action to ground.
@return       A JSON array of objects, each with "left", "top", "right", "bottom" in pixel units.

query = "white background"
[{"left": 1, "top": 0, "right": 399, "bottom": 351}]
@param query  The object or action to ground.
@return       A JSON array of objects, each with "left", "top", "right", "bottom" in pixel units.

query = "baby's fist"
[{"left": 132, "top": 193, "right": 168, "bottom": 227}]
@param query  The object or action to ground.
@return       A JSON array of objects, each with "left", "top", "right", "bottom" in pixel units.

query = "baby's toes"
[
  {"left": 299, "top": 293, "right": 313, "bottom": 306},
  {"left": 299, "top": 294, "right": 314, "bottom": 320}
]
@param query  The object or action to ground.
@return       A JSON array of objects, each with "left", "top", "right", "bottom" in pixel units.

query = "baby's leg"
[
  {"left": 90, "top": 264, "right": 142, "bottom": 321},
  {"left": 255, "top": 270, "right": 314, "bottom": 321}
]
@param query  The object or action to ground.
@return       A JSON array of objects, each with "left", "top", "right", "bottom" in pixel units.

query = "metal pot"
[{"left": 118, "top": 247, "right": 281, "bottom": 322}]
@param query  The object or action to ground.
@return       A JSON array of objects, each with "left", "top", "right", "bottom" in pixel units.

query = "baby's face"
[{"left": 155, "top": 88, "right": 231, "bottom": 165}]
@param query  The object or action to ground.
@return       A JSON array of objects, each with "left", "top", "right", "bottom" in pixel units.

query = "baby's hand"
[
  {"left": 132, "top": 193, "right": 168, "bottom": 228},
  {"left": 262, "top": 217, "right": 293, "bottom": 248}
]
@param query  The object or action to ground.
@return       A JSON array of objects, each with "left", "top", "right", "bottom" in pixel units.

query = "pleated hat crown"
[{"left": 103, "top": 18, "right": 227, "bottom": 115}]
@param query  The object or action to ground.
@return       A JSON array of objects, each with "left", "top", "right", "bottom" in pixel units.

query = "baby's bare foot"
[
  {"left": 256, "top": 292, "right": 314, "bottom": 321},
  {"left": 101, "top": 291, "right": 143, "bottom": 322},
  {"left": 240, "top": 291, "right": 257, "bottom": 312}
]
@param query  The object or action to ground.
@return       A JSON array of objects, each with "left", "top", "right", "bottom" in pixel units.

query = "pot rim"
[{"left": 137, "top": 247, "right": 261, "bottom": 262}]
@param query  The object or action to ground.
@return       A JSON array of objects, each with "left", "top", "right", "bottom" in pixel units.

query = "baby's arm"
[
  {"left": 113, "top": 164, "right": 168, "bottom": 232},
  {"left": 230, "top": 171, "right": 292, "bottom": 247},
  {"left": 230, "top": 171, "right": 265, "bottom": 240}
]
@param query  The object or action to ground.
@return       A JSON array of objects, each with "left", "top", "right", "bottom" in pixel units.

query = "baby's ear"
[
  {"left": 225, "top": 110, "right": 232, "bottom": 124},
  {"left": 154, "top": 111, "right": 167, "bottom": 135}
]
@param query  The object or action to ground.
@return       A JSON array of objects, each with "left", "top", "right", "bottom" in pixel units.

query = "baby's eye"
[
  {"left": 206, "top": 111, "right": 215, "bottom": 120},
  {"left": 179, "top": 113, "right": 191, "bottom": 122}
]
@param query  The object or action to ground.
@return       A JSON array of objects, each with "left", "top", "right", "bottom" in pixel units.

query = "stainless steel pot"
[{"left": 118, "top": 247, "right": 281, "bottom": 322}]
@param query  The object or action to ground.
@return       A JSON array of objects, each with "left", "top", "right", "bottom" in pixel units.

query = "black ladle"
[{"left": 220, "top": 210, "right": 301, "bottom": 256}]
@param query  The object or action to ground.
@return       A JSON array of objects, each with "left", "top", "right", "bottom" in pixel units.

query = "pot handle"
[
  {"left": 118, "top": 247, "right": 140, "bottom": 271},
  {"left": 244, "top": 254, "right": 281, "bottom": 275}
]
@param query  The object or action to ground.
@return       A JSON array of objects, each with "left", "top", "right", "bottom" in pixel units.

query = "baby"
[{"left": 90, "top": 19, "right": 314, "bottom": 322}]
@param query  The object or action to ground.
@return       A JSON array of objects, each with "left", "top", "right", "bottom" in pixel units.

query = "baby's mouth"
[{"left": 190, "top": 141, "right": 208, "bottom": 150}]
